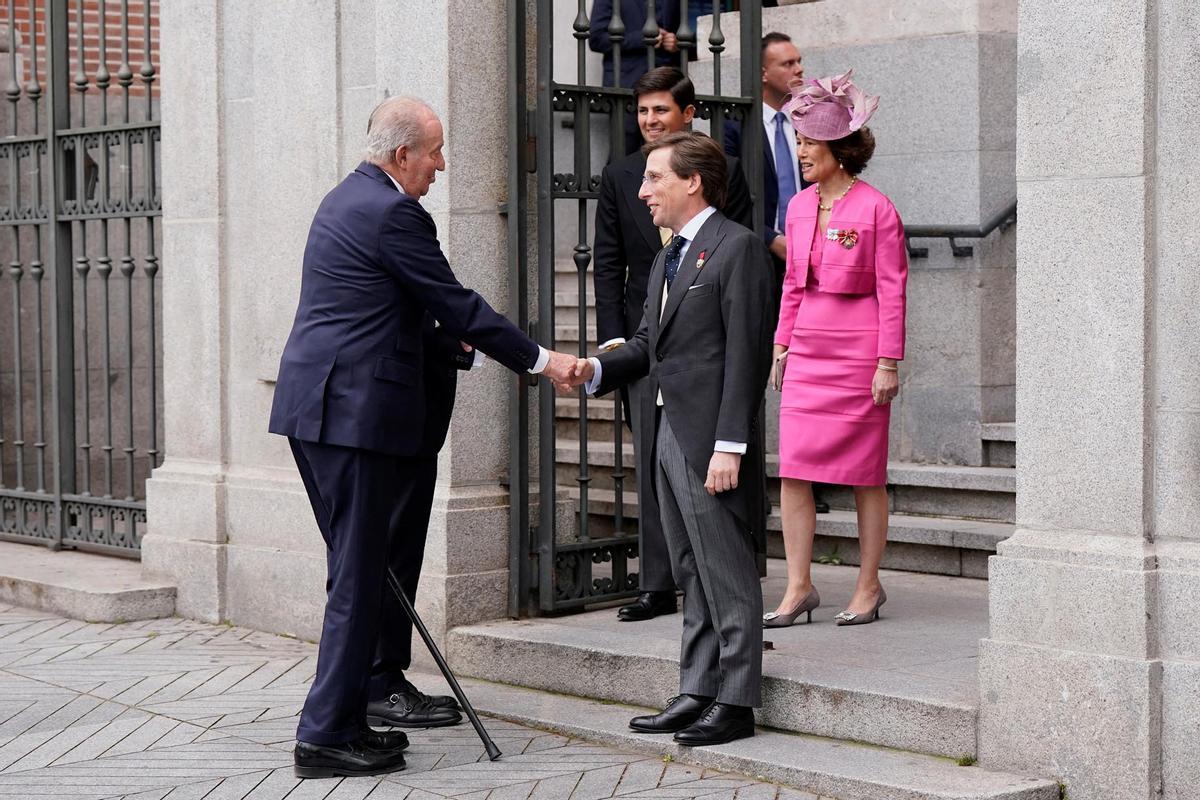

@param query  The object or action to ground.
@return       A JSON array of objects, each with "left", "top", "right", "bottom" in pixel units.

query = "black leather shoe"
[
  {"left": 294, "top": 737, "right": 406, "bottom": 778},
  {"left": 399, "top": 676, "right": 460, "bottom": 710},
  {"left": 360, "top": 725, "right": 409, "bottom": 752},
  {"left": 629, "top": 694, "right": 715, "bottom": 733},
  {"left": 815, "top": 499, "right": 831, "bottom": 514},
  {"left": 673, "top": 702, "right": 755, "bottom": 746},
  {"left": 617, "top": 591, "right": 678, "bottom": 622},
  {"left": 367, "top": 689, "right": 463, "bottom": 728}
]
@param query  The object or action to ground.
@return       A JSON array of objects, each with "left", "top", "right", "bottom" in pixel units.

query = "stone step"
[
  {"left": 980, "top": 422, "right": 1016, "bottom": 468},
  {"left": 556, "top": 438, "right": 1015, "bottom": 521},
  {"left": 449, "top": 563, "right": 986, "bottom": 760},
  {"left": 435, "top": 675, "right": 1059, "bottom": 800},
  {"left": 0, "top": 540, "right": 176, "bottom": 623},
  {"left": 566, "top": 487, "right": 1009, "bottom": 578}
]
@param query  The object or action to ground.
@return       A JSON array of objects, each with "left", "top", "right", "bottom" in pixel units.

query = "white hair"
[{"left": 365, "top": 95, "right": 436, "bottom": 165}]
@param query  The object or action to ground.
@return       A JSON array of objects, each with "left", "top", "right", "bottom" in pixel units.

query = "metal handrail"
[{"left": 905, "top": 198, "right": 1017, "bottom": 258}]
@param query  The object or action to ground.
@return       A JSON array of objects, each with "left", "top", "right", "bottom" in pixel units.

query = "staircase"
[{"left": 553, "top": 259, "right": 1018, "bottom": 579}]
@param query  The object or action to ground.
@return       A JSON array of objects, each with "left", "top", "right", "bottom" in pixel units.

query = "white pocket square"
[{"left": 687, "top": 283, "right": 709, "bottom": 291}]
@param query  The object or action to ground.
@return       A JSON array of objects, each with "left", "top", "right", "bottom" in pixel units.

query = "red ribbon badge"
[
  {"left": 695, "top": 250, "right": 707, "bottom": 269},
  {"left": 835, "top": 229, "right": 858, "bottom": 249}
]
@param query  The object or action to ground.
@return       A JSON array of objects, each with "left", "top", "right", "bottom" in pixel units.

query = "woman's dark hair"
[{"left": 827, "top": 126, "right": 876, "bottom": 175}]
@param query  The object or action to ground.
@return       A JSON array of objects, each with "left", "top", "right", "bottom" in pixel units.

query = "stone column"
[
  {"left": 144, "top": 0, "right": 523, "bottom": 655},
  {"left": 978, "top": 2, "right": 1200, "bottom": 799},
  {"left": 141, "top": 0, "right": 227, "bottom": 623}
]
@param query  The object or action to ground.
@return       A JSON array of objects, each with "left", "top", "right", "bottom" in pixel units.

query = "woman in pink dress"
[{"left": 762, "top": 71, "right": 907, "bottom": 628}]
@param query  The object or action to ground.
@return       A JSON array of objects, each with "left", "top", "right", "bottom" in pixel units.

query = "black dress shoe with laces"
[
  {"left": 367, "top": 688, "right": 463, "bottom": 728},
  {"left": 294, "top": 736, "right": 407, "bottom": 778},
  {"left": 617, "top": 591, "right": 678, "bottom": 622},
  {"left": 629, "top": 694, "right": 715, "bottom": 733},
  {"left": 673, "top": 702, "right": 755, "bottom": 746},
  {"left": 359, "top": 725, "right": 409, "bottom": 752},
  {"left": 398, "top": 677, "right": 460, "bottom": 710}
]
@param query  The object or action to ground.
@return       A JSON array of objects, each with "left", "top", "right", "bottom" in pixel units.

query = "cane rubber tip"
[{"left": 487, "top": 747, "right": 502, "bottom": 761}]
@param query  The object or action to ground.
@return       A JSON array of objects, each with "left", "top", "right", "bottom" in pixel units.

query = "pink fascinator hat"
[{"left": 782, "top": 69, "right": 879, "bottom": 142}]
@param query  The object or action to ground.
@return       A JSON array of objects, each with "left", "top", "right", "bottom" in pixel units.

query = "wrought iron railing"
[
  {"left": 905, "top": 199, "right": 1016, "bottom": 258},
  {"left": 1, "top": 0, "right": 162, "bottom": 557}
]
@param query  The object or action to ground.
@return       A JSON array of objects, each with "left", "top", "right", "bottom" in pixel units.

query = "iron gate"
[
  {"left": 0, "top": 0, "right": 161, "bottom": 557},
  {"left": 507, "top": 0, "right": 763, "bottom": 614}
]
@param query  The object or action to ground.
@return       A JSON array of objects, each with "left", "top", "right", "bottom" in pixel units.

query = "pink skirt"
[{"left": 778, "top": 282, "right": 889, "bottom": 486}]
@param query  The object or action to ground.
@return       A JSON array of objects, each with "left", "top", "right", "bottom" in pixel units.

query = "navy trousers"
[{"left": 290, "top": 438, "right": 434, "bottom": 745}]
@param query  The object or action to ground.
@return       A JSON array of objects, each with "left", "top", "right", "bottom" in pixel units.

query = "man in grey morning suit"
[{"left": 568, "top": 132, "right": 773, "bottom": 746}]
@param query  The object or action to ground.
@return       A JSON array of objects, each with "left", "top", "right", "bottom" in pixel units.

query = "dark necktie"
[
  {"left": 664, "top": 235, "right": 686, "bottom": 288},
  {"left": 774, "top": 111, "right": 798, "bottom": 231}
]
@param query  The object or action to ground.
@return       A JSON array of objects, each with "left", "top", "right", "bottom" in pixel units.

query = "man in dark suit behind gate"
[
  {"left": 592, "top": 67, "right": 753, "bottom": 624},
  {"left": 269, "top": 95, "right": 577, "bottom": 780},
  {"left": 572, "top": 132, "right": 773, "bottom": 746}
]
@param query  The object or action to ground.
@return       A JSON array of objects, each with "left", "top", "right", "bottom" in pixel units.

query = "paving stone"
[{"left": 0, "top": 603, "right": 1044, "bottom": 800}]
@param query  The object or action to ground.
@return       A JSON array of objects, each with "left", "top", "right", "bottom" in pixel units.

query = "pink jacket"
[{"left": 773, "top": 179, "right": 908, "bottom": 360}]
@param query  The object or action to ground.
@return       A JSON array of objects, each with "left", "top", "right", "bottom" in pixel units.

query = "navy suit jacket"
[
  {"left": 588, "top": 0, "right": 681, "bottom": 88},
  {"left": 269, "top": 162, "right": 539, "bottom": 457}
]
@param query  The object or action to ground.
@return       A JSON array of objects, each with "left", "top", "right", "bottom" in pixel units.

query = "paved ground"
[{"left": 0, "top": 603, "right": 827, "bottom": 800}]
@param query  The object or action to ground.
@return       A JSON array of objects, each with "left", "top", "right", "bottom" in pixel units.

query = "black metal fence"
[
  {"left": 508, "top": 0, "right": 763, "bottom": 614},
  {"left": 0, "top": 0, "right": 161, "bottom": 556}
]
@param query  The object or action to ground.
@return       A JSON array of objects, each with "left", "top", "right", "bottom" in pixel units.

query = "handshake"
[{"left": 543, "top": 350, "right": 597, "bottom": 394}]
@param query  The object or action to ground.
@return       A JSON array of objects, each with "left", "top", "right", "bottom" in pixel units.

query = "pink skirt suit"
[{"left": 775, "top": 180, "right": 908, "bottom": 486}]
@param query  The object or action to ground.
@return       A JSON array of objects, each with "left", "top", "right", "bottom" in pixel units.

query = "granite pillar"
[
  {"left": 979, "top": 2, "right": 1200, "bottom": 797},
  {"left": 144, "top": 0, "right": 523, "bottom": 657}
]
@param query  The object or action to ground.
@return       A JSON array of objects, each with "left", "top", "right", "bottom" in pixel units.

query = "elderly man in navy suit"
[{"left": 269, "top": 96, "right": 577, "bottom": 779}]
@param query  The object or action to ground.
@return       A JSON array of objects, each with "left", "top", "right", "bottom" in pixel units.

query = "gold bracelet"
[{"left": 876, "top": 363, "right": 898, "bottom": 372}]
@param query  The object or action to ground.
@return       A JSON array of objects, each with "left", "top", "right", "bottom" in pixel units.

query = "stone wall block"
[
  {"left": 988, "top": 553, "right": 1151, "bottom": 658},
  {"left": 978, "top": 638, "right": 1158, "bottom": 800},
  {"left": 141, "top": 537, "right": 225, "bottom": 623},
  {"left": 1016, "top": 0, "right": 1149, "bottom": 178},
  {"left": 1015, "top": 177, "right": 1146, "bottom": 534},
  {"left": 1161, "top": 660, "right": 1200, "bottom": 800}
]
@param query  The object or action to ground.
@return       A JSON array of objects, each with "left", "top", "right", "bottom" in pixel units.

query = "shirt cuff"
[
  {"left": 599, "top": 337, "right": 626, "bottom": 351},
  {"left": 714, "top": 440, "right": 747, "bottom": 454},
  {"left": 584, "top": 357, "right": 603, "bottom": 395},
  {"left": 528, "top": 346, "right": 550, "bottom": 374},
  {"left": 470, "top": 350, "right": 486, "bottom": 369}
]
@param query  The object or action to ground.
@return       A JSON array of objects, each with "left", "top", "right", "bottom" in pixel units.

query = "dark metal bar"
[
  {"left": 98, "top": 219, "right": 114, "bottom": 497},
  {"left": 74, "top": 0, "right": 87, "bottom": 127},
  {"left": 709, "top": 0, "right": 723, "bottom": 95},
  {"left": 140, "top": 0, "right": 155, "bottom": 121},
  {"left": 118, "top": 0, "right": 132, "bottom": 123},
  {"left": 905, "top": 201, "right": 1017, "bottom": 240},
  {"left": 641, "top": 0, "right": 658, "bottom": 73},
  {"left": 75, "top": 223, "right": 91, "bottom": 493},
  {"left": 96, "top": 0, "right": 110, "bottom": 125},
  {"left": 144, "top": 216, "right": 157, "bottom": 469},
  {"left": 9, "top": 228, "right": 26, "bottom": 491},
  {"left": 31, "top": 228, "right": 47, "bottom": 493},
  {"left": 505, "top": 0, "right": 530, "bottom": 618},
  {"left": 739, "top": 1, "right": 763, "bottom": 238},
  {"left": 47, "top": 0, "right": 77, "bottom": 549},
  {"left": 677, "top": 0, "right": 692, "bottom": 77},
  {"left": 5, "top": 0, "right": 19, "bottom": 136},
  {"left": 26, "top": 0, "right": 43, "bottom": 131},
  {"left": 535, "top": 0, "right": 556, "bottom": 612},
  {"left": 607, "top": 0, "right": 622, "bottom": 89},
  {"left": 121, "top": 217, "right": 134, "bottom": 499}
]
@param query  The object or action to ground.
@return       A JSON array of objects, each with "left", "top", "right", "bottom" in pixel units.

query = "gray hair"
[{"left": 365, "top": 95, "right": 436, "bottom": 165}]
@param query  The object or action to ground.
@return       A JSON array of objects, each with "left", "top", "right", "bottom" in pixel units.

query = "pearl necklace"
[{"left": 816, "top": 176, "right": 857, "bottom": 212}]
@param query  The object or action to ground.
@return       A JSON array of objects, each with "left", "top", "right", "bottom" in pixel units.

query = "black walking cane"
[{"left": 385, "top": 568, "right": 502, "bottom": 761}]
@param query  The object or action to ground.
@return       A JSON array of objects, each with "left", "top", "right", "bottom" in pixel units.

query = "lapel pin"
[{"left": 695, "top": 250, "right": 706, "bottom": 270}]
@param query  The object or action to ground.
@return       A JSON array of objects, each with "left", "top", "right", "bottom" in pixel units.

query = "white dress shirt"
[
  {"left": 762, "top": 102, "right": 800, "bottom": 234},
  {"left": 383, "top": 169, "right": 546, "bottom": 373},
  {"left": 585, "top": 205, "right": 745, "bottom": 454}
]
